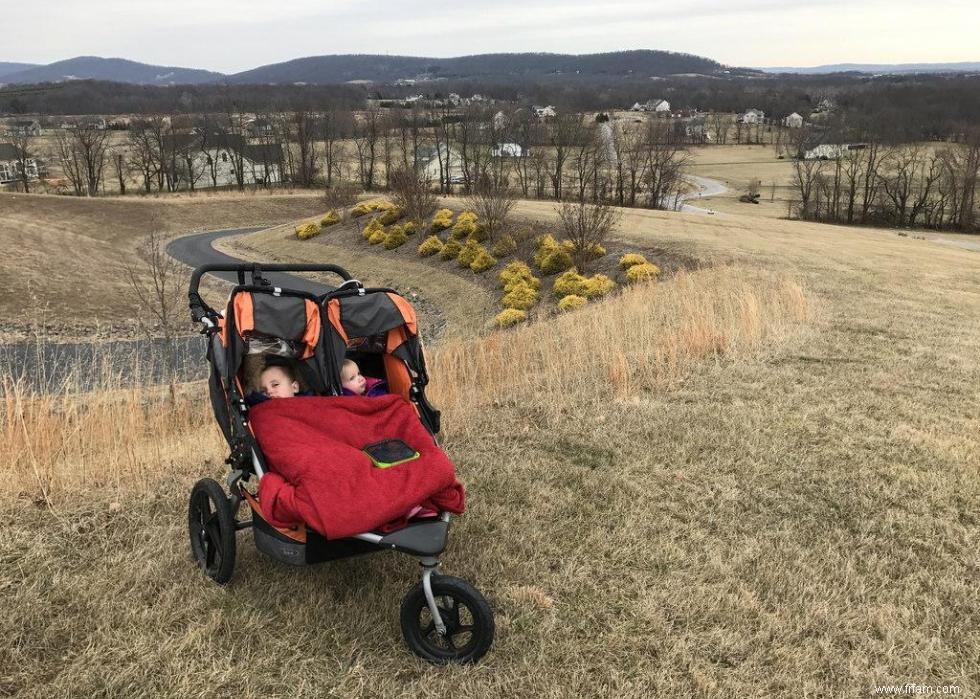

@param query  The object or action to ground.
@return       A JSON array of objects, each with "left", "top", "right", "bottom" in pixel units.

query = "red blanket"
[{"left": 250, "top": 395, "right": 464, "bottom": 539}]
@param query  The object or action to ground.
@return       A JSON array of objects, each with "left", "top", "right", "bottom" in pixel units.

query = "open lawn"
[
  {"left": 2, "top": 197, "right": 979, "bottom": 696},
  {"left": 686, "top": 144, "right": 796, "bottom": 218}
]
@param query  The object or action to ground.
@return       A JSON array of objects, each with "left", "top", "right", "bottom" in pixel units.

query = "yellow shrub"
[
  {"left": 319, "top": 210, "right": 341, "bottom": 227},
  {"left": 501, "top": 282, "right": 539, "bottom": 311},
  {"left": 553, "top": 269, "right": 588, "bottom": 299},
  {"left": 439, "top": 239, "right": 462, "bottom": 260},
  {"left": 490, "top": 235, "right": 517, "bottom": 258},
  {"left": 384, "top": 226, "right": 408, "bottom": 249},
  {"left": 626, "top": 262, "right": 661, "bottom": 283},
  {"left": 619, "top": 253, "right": 648, "bottom": 270},
  {"left": 470, "top": 249, "right": 497, "bottom": 273},
  {"left": 586, "top": 243, "right": 606, "bottom": 259},
  {"left": 351, "top": 198, "right": 394, "bottom": 218},
  {"left": 417, "top": 235, "right": 444, "bottom": 257},
  {"left": 379, "top": 206, "right": 403, "bottom": 225},
  {"left": 295, "top": 222, "right": 321, "bottom": 240},
  {"left": 553, "top": 270, "right": 614, "bottom": 299},
  {"left": 431, "top": 208, "right": 454, "bottom": 232},
  {"left": 451, "top": 211, "right": 478, "bottom": 240},
  {"left": 494, "top": 308, "right": 527, "bottom": 328},
  {"left": 583, "top": 274, "right": 615, "bottom": 299},
  {"left": 368, "top": 228, "right": 387, "bottom": 245},
  {"left": 534, "top": 235, "right": 573, "bottom": 275},
  {"left": 403, "top": 221, "right": 417, "bottom": 236},
  {"left": 362, "top": 217, "right": 385, "bottom": 241},
  {"left": 500, "top": 260, "right": 541, "bottom": 289},
  {"left": 558, "top": 294, "right": 588, "bottom": 312},
  {"left": 456, "top": 239, "right": 482, "bottom": 267}
]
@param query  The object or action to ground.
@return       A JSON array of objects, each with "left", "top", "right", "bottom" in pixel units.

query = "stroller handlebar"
[{"left": 187, "top": 262, "right": 353, "bottom": 323}]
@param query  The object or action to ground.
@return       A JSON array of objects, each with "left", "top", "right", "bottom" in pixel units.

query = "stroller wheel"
[
  {"left": 400, "top": 575, "right": 494, "bottom": 664},
  {"left": 188, "top": 478, "right": 237, "bottom": 584}
]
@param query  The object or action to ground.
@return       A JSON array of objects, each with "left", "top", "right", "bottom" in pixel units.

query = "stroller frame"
[{"left": 186, "top": 262, "right": 493, "bottom": 664}]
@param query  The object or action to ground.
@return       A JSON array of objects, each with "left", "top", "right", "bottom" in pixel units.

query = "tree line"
[{"left": 3, "top": 72, "right": 978, "bottom": 142}]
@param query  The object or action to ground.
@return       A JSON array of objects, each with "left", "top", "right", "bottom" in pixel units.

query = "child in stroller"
[{"left": 185, "top": 263, "right": 494, "bottom": 664}]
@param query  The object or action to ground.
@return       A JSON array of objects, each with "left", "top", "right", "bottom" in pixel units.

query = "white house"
[
  {"left": 783, "top": 112, "right": 804, "bottom": 128},
  {"left": 0, "top": 143, "right": 38, "bottom": 184},
  {"left": 160, "top": 133, "right": 283, "bottom": 188},
  {"left": 492, "top": 143, "right": 524, "bottom": 158},
  {"left": 631, "top": 99, "right": 670, "bottom": 113},
  {"left": 739, "top": 108, "right": 765, "bottom": 124},
  {"left": 532, "top": 105, "right": 556, "bottom": 120},
  {"left": 803, "top": 143, "right": 867, "bottom": 160},
  {"left": 8, "top": 120, "right": 41, "bottom": 137}
]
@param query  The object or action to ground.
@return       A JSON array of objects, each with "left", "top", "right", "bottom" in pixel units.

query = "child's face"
[
  {"left": 260, "top": 366, "right": 299, "bottom": 399},
  {"left": 341, "top": 361, "right": 367, "bottom": 395}
]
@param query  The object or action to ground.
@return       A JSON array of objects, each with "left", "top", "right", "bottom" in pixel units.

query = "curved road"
[
  {"left": 167, "top": 227, "right": 343, "bottom": 295},
  {"left": 679, "top": 175, "right": 727, "bottom": 214}
]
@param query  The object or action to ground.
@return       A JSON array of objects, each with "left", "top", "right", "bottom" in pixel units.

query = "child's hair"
[
  {"left": 342, "top": 358, "right": 357, "bottom": 375},
  {"left": 262, "top": 356, "right": 297, "bottom": 382}
]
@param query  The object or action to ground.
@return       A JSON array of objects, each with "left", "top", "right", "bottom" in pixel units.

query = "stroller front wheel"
[
  {"left": 400, "top": 575, "right": 494, "bottom": 664},
  {"left": 188, "top": 478, "right": 237, "bottom": 584}
]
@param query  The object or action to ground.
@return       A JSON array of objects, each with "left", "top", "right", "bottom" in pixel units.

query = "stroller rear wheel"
[
  {"left": 400, "top": 575, "right": 494, "bottom": 664},
  {"left": 188, "top": 478, "right": 237, "bottom": 584}
]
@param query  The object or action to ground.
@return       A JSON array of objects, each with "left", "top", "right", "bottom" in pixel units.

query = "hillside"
[
  {"left": 228, "top": 50, "right": 730, "bottom": 84},
  {"left": 0, "top": 61, "right": 38, "bottom": 80},
  {"left": 0, "top": 56, "right": 224, "bottom": 85},
  {"left": 2, "top": 197, "right": 979, "bottom": 694},
  {"left": 0, "top": 191, "right": 327, "bottom": 339},
  {"left": 762, "top": 61, "right": 980, "bottom": 74}
]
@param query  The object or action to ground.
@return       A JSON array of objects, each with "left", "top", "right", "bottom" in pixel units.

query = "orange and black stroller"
[{"left": 186, "top": 263, "right": 493, "bottom": 664}]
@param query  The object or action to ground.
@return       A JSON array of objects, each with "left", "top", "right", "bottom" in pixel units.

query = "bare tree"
[
  {"left": 388, "top": 167, "right": 436, "bottom": 237},
  {"left": 556, "top": 200, "right": 620, "bottom": 273},
  {"left": 465, "top": 176, "right": 517, "bottom": 243},
  {"left": 549, "top": 113, "right": 581, "bottom": 200},
  {"left": 642, "top": 121, "right": 689, "bottom": 210},
  {"left": 322, "top": 180, "right": 361, "bottom": 221},
  {"left": 9, "top": 130, "right": 35, "bottom": 193},
  {"left": 57, "top": 123, "right": 110, "bottom": 196},
  {"left": 125, "top": 229, "right": 188, "bottom": 397},
  {"left": 792, "top": 158, "right": 824, "bottom": 219},
  {"left": 292, "top": 109, "right": 320, "bottom": 187},
  {"left": 352, "top": 107, "right": 382, "bottom": 191},
  {"left": 127, "top": 119, "right": 159, "bottom": 193}
]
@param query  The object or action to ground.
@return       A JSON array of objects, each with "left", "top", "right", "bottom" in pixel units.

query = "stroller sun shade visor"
[
  {"left": 327, "top": 292, "right": 418, "bottom": 344},
  {"left": 231, "top": 292, "right": 321, "bottom": 359}
]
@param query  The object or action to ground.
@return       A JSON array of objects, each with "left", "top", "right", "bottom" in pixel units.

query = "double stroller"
[{"left": 186, "top": 263, "right": 494, "bottom": 664}]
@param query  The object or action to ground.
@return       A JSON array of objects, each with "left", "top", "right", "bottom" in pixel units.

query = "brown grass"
[
  {"left": 0, "top": 190, "right": 326, "bottom": 338},
  {"left": 2, "top": 196, "right": 980, "bottom": 696}
]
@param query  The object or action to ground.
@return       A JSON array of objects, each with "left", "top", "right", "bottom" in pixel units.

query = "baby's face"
[
  {"left": 260, "top": 366, "right": 298, "bottom": 399},
  {"left": 341, "top": 362, "right": 367, "bottom": 395}
]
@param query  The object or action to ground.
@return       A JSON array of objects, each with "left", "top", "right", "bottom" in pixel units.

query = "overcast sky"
[{"left": 4, "top": 0, "right": 978, "bottom": 73}]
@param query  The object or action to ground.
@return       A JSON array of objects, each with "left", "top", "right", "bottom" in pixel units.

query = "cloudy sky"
[{"left": 4, "top": 0, "right": 978, "bottom": 73}]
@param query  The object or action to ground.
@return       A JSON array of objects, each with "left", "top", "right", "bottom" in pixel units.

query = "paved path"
[
  {"left": 167, "top": 227, "right": 341, "bottom": 295},
  {"left": 678, "top": 175, "right": 727, "bottom": 215}
]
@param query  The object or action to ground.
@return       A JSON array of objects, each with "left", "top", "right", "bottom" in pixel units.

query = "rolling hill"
[{"left": 0, "top": 56, "right": 224, "bottom": 85}]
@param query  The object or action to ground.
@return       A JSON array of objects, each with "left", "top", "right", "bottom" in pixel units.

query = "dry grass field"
[
  {"left": 2, "top": 197, "right": 979, "bottom": 696},
  {"left": 0, "top": 190, "right": 326, "bottom": 338},
  {"left": 686, "top": 144, "right": 796, "bottom": 218}
]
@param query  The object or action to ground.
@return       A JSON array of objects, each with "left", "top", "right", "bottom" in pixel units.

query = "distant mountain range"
[
  {"left": 0, "top": 56, "right": 223, "bottom": 85},
  {"left": 762, "top": 61, "right": 980, "bottom": 75},
  {"left": 1, "top": 54, "right": 976, "bottom": 87},
  {"left": 0, "top": 62, "right": 38, "bottom": 80},
  {"left": 0, "top": 52, "right": 734, "bottom": 86}
]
